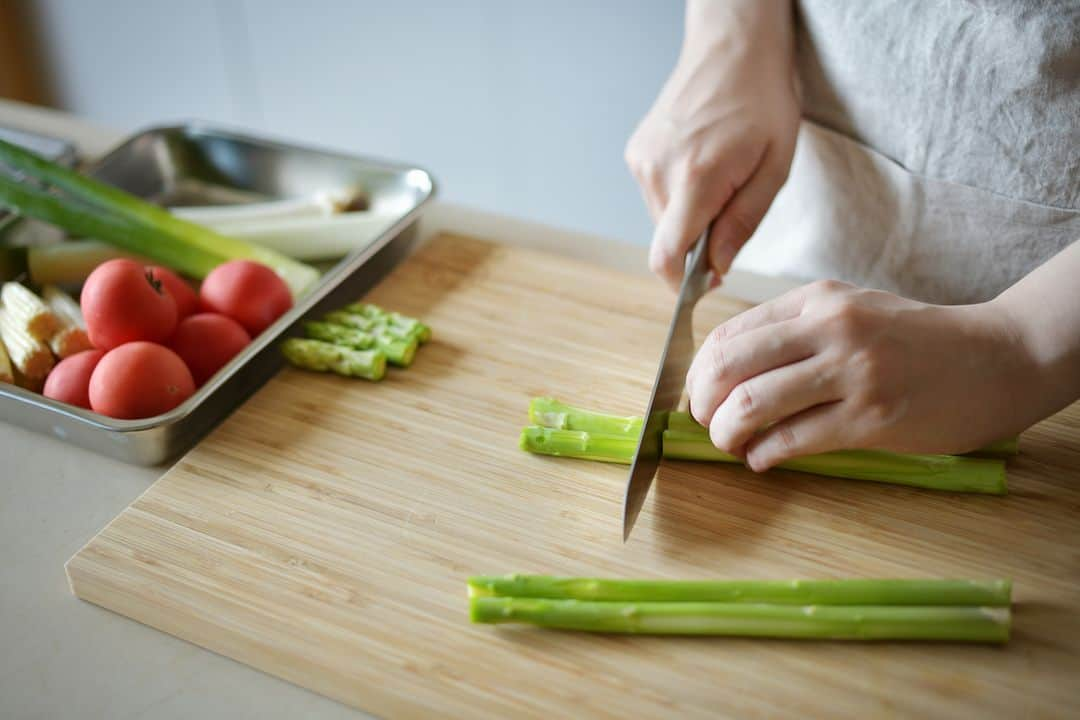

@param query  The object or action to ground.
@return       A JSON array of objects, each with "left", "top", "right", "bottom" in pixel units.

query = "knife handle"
[{"left": 680, "top": 221, "right": 713, "bottom": 303}]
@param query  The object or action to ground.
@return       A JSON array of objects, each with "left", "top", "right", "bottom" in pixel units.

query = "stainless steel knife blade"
[{"left": 622, "top": 224, "right": 713, "bottom": 541}]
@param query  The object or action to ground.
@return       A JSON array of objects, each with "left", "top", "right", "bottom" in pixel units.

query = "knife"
[{"left": 622, "top": 223, "right": 713, "bottom": 541}]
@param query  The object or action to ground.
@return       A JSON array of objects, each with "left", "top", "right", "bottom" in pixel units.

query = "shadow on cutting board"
[{"left": 650, "top": 462, "right": 791, "bottom": 556}]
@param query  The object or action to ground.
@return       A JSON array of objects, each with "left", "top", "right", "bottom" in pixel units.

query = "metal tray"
[{"left": 0, "top": 122, "right": 435, "bottom": 465}]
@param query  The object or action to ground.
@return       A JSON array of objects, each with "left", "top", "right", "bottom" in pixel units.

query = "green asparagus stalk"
[
  {"left": 520, "top": 426, "right": 1006, "bottom": 494},
  {"left": 666, "top": 410, "right": 1019, "bottom": 459},
  {"left": 529, "top": 396, "right": 642, "bottom": 435},
  {"left": 344, "top": 302, "right": 432, "bottom": 343},
  {"left": 469, "top": 597, "right": 1010, "bottom": 642},
  {"left": 281, "top": 338, "right": 386, "bottom": 380},
  {"left": 519, "top": 426, "right": 636, "bottom": 464},
  {"left": 663, "top": 430, "right": 1007, "bottom": 494},
  {"left": 467, "top": 575, "right": 1012, "bottom": 606},
  {"left": 304, "top": 320, "right": 417, "bottom": 367},
  {"left": 969, "top": 437, "right": 1020, "bottom": 459},
  {"left": 666, "top": 411, "right": 703, "bottom": 434},
  {"left": 0, "top": 138, "right": 319, "bottom": 297},
  {"left": 324, "top": 309, "right": 377, "bottom": 332}
]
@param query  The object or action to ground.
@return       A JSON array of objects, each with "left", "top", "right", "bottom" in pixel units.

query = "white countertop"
[{"left": 0, "top": 99, "right": 797, "bottom": 720}]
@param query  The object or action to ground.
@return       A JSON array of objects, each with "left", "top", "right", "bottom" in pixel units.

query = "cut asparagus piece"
[
  {"left": 469, "top": 597, "right": 1010, "bottom": 643},
  {"left": 344, "top": 302, "right": 431, "bottom": 343},
  {"left": 1, "top": 281, "right": 59, "bottom": 341},
  {"left": 529, "top": 396, "right": 642, "bottom": 435},
  {"left": 663, "top": 430, "right": 1007, "bottom": 494},
  {"left": 535, "top": 399, "right": 1018, "bottom": 460},
  {"left": 42, "top": 285, "right": 93, "bottom": 358},
  {"left": 281, "top": 338, "right": 386, "bottom": 381},
  {"left": 467, "top": 575, "right": 1012, "bottom": 606},
  {"left": 666, "top": 411, "right": 703, "bottom": 434},
  {"left": 519, "top": 426, "right": 636, "bottom": 465},
  {"left": 0, "top": 336, "right": 12, "bottom": 384},
  {"left": 303, "top": 320, "right": 416, "bottom": 367},
  {"left": 0, "top": 307, "right": 54, "bottom": 379},
  {"left": 323, "top": 309, "right": 377, "bottom": 332}
]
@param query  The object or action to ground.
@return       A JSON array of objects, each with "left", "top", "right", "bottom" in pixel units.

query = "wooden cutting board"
[{"left": 67, "top": 233, "right": 1080, "bottom": 718}]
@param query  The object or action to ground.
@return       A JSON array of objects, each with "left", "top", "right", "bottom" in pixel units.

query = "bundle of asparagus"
[
  {"left": 519, "top": 397, "right": 1012, "bottom": 494},
  {"left": 282, "top": 301, "right": 431, "bottom": 381},
  {"left": 468, "top": 574, "right": 1012, "bottom": 642}
]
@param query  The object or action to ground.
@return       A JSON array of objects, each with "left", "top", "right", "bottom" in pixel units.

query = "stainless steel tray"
[{"left": 0, "top": 122, "right": 435, "bottom": 465}]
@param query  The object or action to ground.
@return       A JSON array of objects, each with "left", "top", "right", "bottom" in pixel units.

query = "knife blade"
[{"left": 622, "top": 223, "right": 713, "bottom": 541}]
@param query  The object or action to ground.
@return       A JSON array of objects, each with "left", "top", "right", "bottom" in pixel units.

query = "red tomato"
[
  {"left": 168, "top": 313, "right": 251, "bottom": 386},
  {"left": 89, "top": 342, "right": 195, "bottom": 419},
  {"left": 81, "top": 259, "right": 178, "bottom": 349},
  {"left": 42, "top": 349, "right": 106, "bottom": 409},
  {"left": 148, "top": 265, "right": 199, "bottom": 319},
  {"left": 199, "top": 260, "right": 292, "bottom": 336}
]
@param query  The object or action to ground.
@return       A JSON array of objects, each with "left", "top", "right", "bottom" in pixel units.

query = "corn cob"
[
  {"left": 1, "top": 281, "right": 59, "bottom": 342},
  {"left": 41, "top": 285, "right": 93, "bottom": 358},
  {"left": 0, "top": 307, "right": 54, "bottom": 379},
  {"left": 0, "top": 336, "right": 13, "bottom": 384}
]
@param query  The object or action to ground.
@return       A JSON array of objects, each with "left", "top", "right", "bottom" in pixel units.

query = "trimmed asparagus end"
[
  {"left": 520, "top": 426, "right": 635, "bottom": 464},
  {"left": 281, "top": 338, "right": 386, "bottom": 381},
  {"left": 528, "top": 396, "right": 643, "bottom": 435}
]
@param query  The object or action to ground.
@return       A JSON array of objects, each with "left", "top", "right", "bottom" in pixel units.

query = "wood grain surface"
[{"left": 67, "top": 234, "right": 1080, "bottom": 719}]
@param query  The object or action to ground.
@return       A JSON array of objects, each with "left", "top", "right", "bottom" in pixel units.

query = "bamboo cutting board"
[{"left": 67, "top": 234, "right": 1080, "bottom": 718}]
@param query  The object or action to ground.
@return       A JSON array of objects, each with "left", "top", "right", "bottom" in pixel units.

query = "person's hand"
[
  {"left": 625, "top": 0, "right": 800, "bottom": 291},
  {"left": 685, "top": 280, "right": 1035, "bottom": 470}
]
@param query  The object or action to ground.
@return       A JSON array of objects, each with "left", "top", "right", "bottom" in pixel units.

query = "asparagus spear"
[
  {"left": 520, "top": 426, "right": 636, "bottom": 464},
  {"left": 520, "top": 426, "right": 1006, "bottom": 494},
  {"left": 304, "top": 320, "right": 417, "bottom": 367},
  {"left": 529, "top": 396, "right": 642, "bottom": 435},
  {"left": 663, "top": 430, "right": 1007, "bottom": 494},
  {"left": 281, "top": 338, "right": 386, "bottom": 381},
  {"left": 467, "top": 575, "right": 1012, "bottom": 606},
  {"left": 666, "top": 411, "right": 1019, "bottom": 459},
  {"left": 344, "top": 302, "right": 432, "bottom": 343},
  {"left": 469, "top": 597, "right": 1010, "bottom": 642}
]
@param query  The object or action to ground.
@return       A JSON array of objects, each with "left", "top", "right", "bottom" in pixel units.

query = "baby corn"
[
  {"left": 0, "top": 336, "right": 13, "bottom": 384},
  {"left": 1, "top": 281, "right": 59, "bottom": 342},
  {"left": 0, "top": 307, "right": 54, "bottom": 379},
  {"left": 42, "top": 285, "right": 93, "bottom": 358}
]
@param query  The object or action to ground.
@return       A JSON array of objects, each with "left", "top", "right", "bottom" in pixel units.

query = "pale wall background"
[{"left": 28, "top": 0, "right": 683, "bottom": 245}]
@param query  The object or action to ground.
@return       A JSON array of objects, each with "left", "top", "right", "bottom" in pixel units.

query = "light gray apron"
[{"left": 734, "top": 0, "right": 1080, "bottom": 305}]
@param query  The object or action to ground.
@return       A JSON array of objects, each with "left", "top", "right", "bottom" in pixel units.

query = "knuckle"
[
  {"left": 723, "top": 207, "right": 760, "bottom": 242},
  {"left": 809, "top": 278, "right": 850, "bottom": 296},
  {"left": 823, "top": 300, "right": 866, "bottom": 341},
  {"left": 774, "top": 424, "right": 799, "bottom": 454},
  {"left": 733, "top": 382, "right": 757, "bottom": 421},
  {"left": 709, "top": 340, "right": 730, "bottom": 380}
]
